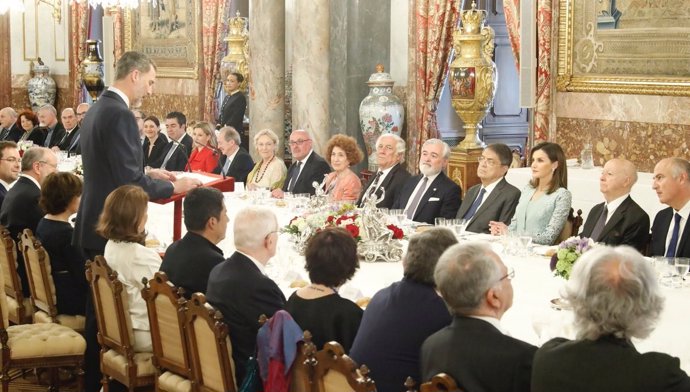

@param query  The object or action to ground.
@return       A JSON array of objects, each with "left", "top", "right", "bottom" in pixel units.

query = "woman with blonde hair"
[
  {"left": 187, "top": 121, "right": 219, "bottom": 172},
  {"left": 323, "top": 134, "right": 363, "bottom": 202},
  {"left": 96, "top": 185, "right": 160, "bottom": 352},
  {"left": 246, "top": 128, "right": 287, "bottom": 190}
]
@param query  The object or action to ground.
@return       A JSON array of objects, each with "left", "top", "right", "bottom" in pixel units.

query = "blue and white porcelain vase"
[
  {"left": 27, "top": 59, "right": 56, "bottom": 112},
  {"left": 359, "top": 64, "right": 404, "bottom": 171}
]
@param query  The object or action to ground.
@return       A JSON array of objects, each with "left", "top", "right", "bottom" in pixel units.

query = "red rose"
[
  {"left": 345, "top": 224, "right": 360, "bottom": 238},
  {"left": 387, "top": 224, "right": 403, "bottom": 240},
  {"left": 326, "top": 215, "right": 335, "bottom": 224}
]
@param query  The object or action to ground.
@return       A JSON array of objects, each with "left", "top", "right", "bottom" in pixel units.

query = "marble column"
[
  {"left": 249, "top": 0, "right": 285, "bottom": 156},
  {"left": 292, "top": 0, "right": 330, "bottom": 154}
]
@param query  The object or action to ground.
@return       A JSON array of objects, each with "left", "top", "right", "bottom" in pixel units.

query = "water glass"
[
  {"left": 435, "top": 217, "right": 447, "bottom": 227},
  {"left": 673, "top": 257, "right": 690, "bottom": 288},
  {"left": 518, "top": 236, "right": 533, "bottom": 256}
]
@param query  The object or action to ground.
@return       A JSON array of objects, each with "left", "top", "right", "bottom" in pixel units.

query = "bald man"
[
  {"left": 0, "top": 107, "right": 22, "bottom": 142},
  {"left": 580, "top": 158, "right": 649, "bottom": 252},
  {"left": 650, "top": 157, "right": 690, "bottom": 257}
]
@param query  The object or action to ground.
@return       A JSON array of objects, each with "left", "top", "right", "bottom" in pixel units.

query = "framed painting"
[
  {"left": 557, "top": 0, "right": 690, "bottom": 96},
  {"left": 123, "top": 0, "right": 200, "bottom": 79}
]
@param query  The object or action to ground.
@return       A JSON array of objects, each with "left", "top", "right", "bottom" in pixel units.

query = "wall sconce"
[{"left": 37, "top": 0, "right": 62, "bottom": 23}]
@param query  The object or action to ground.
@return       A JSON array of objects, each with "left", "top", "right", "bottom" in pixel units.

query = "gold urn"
[
  {"left": 221, "top": 11, "right": 249, "bottom": 90},
  {"left": 449, "top": 1, "right": 497, "bottom": 150}
]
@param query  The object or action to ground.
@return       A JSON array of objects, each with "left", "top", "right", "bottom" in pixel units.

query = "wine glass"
[
  {"left": 673, "top": 257, "right": 690, "bottom": 288},
  {"left": 518, "top": 235, "right": 533, "bottom": 256}
]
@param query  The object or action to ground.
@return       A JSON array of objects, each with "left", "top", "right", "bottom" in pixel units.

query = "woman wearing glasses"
[{"left": 246, "top": 129, "right": 287, "bottom": 191}]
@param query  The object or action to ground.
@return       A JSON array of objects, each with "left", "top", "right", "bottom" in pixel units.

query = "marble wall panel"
[{"left": 556, "top": 117, "right": 690, "bottom": 172}]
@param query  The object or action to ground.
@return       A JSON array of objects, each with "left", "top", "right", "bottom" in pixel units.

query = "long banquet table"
[{"left": 146, "top": 187, "right": 690, "bottom": 373}]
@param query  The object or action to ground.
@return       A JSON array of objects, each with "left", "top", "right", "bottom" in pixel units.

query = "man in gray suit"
[{"left": 456, "top": 143, "right": 520, "bottom": 233}]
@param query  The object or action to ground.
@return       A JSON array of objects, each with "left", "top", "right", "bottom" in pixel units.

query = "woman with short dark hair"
[
  {"left": 285, "top": 227, "right": 362, "bottom": 351},
  {"left": 36, "top": 172, "right": 87, "bottom": 316},
  {"left": 96, "top": 184, "right": 160, "bottom": 352}
]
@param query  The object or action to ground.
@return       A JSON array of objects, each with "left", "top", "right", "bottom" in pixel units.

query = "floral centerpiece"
[{"left": 549, "top": 236, "right": 594, "bottom": 279}]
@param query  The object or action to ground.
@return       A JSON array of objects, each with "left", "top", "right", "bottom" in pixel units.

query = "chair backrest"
[
  {"left": 420, "top": 373, "right": 463, "bottom": 392},
  {"left": 290, "top": 339, "right": 312, "bottom": 392},
  {"left": 0, "top": 225, "right": 25, "bottom": 304},
  {"left": 85, "top": 255, "right": 135, "bottom": 356},
  {"left": 141, "top": 272, "right": 192, "bottom": 379},
  {"left": 555, "top": 208, "right": 584, "bottom": 245},
  {"left": 185, "top": 292, "right": 236, "bottom": 392},
  {"left": 0, "top": 249, "right": 11, "bottom": 329},
  {"left": 19, "top": 229, "right": 58, "bottom": 320},
  {"left": 572, "top": 208, "right": 584, "bottom": 237},
  {"left": 309, "top": 338, "right": 376, "bottom": 392}
]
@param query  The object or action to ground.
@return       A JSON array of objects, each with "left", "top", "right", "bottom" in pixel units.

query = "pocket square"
[{"left": 428, "top": 197, "right": 440, "bottom": 202}]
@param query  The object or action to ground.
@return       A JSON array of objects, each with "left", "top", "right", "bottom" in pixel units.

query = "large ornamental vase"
[
  {"left": 81, "top": 40, "right": 105, "bottom": 101},
  {"left": 359, "top": 64, "right": 404, "bottom": 171},
  {"left": 449, "top": 1, "right": 497, "bottom": 149},
  {"left": 27, "top": 59, "right": 57, "bottom": 112}
]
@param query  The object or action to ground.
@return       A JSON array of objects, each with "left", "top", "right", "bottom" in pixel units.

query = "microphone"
[{"left": 171, "top": 141, "right": 191, "bottom": 172}]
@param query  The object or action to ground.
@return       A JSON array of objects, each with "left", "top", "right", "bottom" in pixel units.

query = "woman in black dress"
[
  {"left": 218, "top": 72, "right": 247, "bottom": 147},
  {"left": 36, "top": 172, "right": 87, "bottom": 315},
  {"left": 141, "top": 115, "right": 167, "bottom": 168},
  {"left": 285, "top": 227, "right": 363, "bottom": 351},
  {"left": 16, "top": 110, "right": 46, "bottom": 146}
]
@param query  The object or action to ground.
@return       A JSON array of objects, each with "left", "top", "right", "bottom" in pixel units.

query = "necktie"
[
  {"left": 0, "top": 128, "right": 8, "bottom": 140},
  {"left": 57, "top": 131, "right": 70, "bottom": 147},
  {"left": 366, "top": 171, "right": 383, "bottom": 196},
  {"left": 589, "top": 205, "right": 608, "bottom": 241},
  {"left": 68, "top": 134, "right": 81, "bottom": 152},
  {"left": 44, "top": 129, "right": 53, "bottom": 147},
  {"left": 160, "top": 143, "right": 179, "bottom": 169},
  {"left": 666, "top": 213, "right": 682, "bottom": 257},
  {"left": 406, "top": 177, "right": 428, "bottom": 220},
  {"left": 222, "top": 156, "right": 232, "bottom": 175},
  {"left": 463, "top": 188, "right": 486, "bottom": 220},
  {"left": 287, "top": 161, "right": 302, "bottom": 192}
]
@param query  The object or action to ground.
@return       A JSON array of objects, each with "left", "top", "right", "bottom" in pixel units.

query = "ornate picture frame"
[
  {"left": 557, "top": 0, "right": 690, "bottom": 96},
  {"left": 123, "top": 0, "right": 200, "bottom": 79}
]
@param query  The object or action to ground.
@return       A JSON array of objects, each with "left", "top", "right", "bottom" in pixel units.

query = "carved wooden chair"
[
  {"left": 85, "top": 256, "right": 155, "bottom": 391},
  {"left": 0, "top": 225, "right": 31, "bottom": 324},
  {"left": 184, "top": 292, "right": 236, "bottom": 392},
  {"left": 306, "top": 336, "right": 376, "bottom": 392},
  {"left": 0, "top": 246, "right": 86, "bottom": 392},
  {"left": 555, "top": 208, "right": 584, "bottom": 244},
  {"left": 19, "top": 229, "right": 85, "bottom": 331},
  {"left": 141, "top": 272, "right": 193, "bottom": 392},
  {"left": 419, "top": 373, "right": 463, "bottom": 392}
]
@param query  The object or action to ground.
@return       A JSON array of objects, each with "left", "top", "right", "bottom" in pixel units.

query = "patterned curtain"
[
  {"left": 69, "top": 2, "right": 90, "bottom": 108},
  {"left": 200, "top": 0, "right": 230, "bottom": 122},
  {"left": 503, "top": 0, "right": 553, "bottom": 143},
  {"left": 406, "top": 0, "right": 459, "bottom": 173},
  {"left": 110, "top": 9, "right": 124, "bottom": 60}
]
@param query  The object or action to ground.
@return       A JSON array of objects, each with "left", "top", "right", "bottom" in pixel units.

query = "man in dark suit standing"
[
  {"left": 206, "top": 206, "right": 285, "bottom": 383},
  {"left": 160, "top": 187, "right": 227, "bottom": 297},
  {"left": 357, "top": 134, "right": 410, "bottom": 209},
  {"left": 0, "top": 147, "right": 57, "bottom": 296},
  {"left": 392, "top": 139, "right": 461, "bottom": 224},
  {"left": 272, "top": 129, "right": 331, "bottom": 197},
  {"left": 0, "top": 141, "right": 20, "bottom": 209},
  {"left": 580, "top": 158, "right": 649, "bottom": 252},
  {"left": 421, "top": 242, "right": 536, "bottom": 392},
  {"left": 36, "top": 104, "right": 65, "bottom": 148},
  {"left": 456, "top": 143, "right": 520, "bottom": 233},
  {"left": 0, "top": 108, "right": 22, "bottom": 142},
  {"left": 72, "top": 51, "right": 200, "bottom": 392},
  {"left": 212, "top": 126, "right": 253, "bottom": 183},
  {"left": 650, "top": 157, "right": 690, "bottom": 257},
  {"left": 53, "top": 108, "right": 81, "bottom": 155},
  {"left": 532, "top": 246, "right": 690, "bottom": 392}
]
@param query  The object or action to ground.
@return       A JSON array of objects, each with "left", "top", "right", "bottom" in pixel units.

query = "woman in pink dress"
[
  {"left": 323, "top": 135, "right": 363, "bottom": 202},
  {"left": 187, "top": 121, "right": 219, "bottom": 172}
]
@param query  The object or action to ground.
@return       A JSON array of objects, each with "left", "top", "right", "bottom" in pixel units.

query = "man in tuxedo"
[
  {"left": 0, "top": 147, "right": 57, "bottom": 296},
  {"left": 0, "top": 108, "right": 22, "bottom": 142},
  {"left": 160, "top": 187, "right": 227, "bottom": 297},
  {"left": 651, "top": 157, "right": 690, "bottom": 258},
  {"left": 272, "top": 129, "right": 331, "bottom": 197},
  {"left": 0, "top": 141, "right": 20, "bottom": 209},
  {"left": 357, "top": 134, "right": 410, "bottom": 208},
  {"left": 36, "top": 104, "right": 65, "bottom": 148},
  {"left": 53, "top": 108, "right": 81, "bottom": 154},
  {"left": 392, "top": 139, "right": 461, "bottom": 224},
  {"left": 580, "top": 158, "right": 649, "bottom": 251},
  {"left": 76, "top": 102, "right": 90, "bottom": 125},
  {"left": 421, "top": 242, "right": 536, "bottom": 392},
  {"left": 72, "top": 51, "right": 200, "bottom": 392},
  {"left": 456, "top": 143, "right": 520, "bottom": 233},
  {"left": 532, "top": 246, "right": 690, "bottom": 392},
  {"left": 212, "top": 126, "right": 253, "bottom": 183},
  {"left": 206, "top": 206, "right": 285, "bottom": 383}
]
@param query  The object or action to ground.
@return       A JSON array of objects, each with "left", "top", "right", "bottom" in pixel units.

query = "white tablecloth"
[
  {"left": 505, "top": 166, "right": 664, "bottom": 221},
  {"left": 146, "top": 192, "right": 690, "bottom": 372}
]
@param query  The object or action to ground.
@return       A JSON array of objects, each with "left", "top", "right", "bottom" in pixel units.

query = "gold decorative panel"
[
  {"left": 139, "top": 94, "right": 200, "bottom": 122},
  {"left": 556, "top": 117, "right": 690, "bottom": 172}
]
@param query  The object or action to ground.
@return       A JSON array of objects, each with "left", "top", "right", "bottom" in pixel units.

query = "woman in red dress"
[{"left": 187, "top": 121, "right": 219, "bottom": 172}]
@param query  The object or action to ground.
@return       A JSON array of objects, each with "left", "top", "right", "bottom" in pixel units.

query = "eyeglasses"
[
  {"left": 0, "top": 158, "right": 20, "bottom": 164},
  {"left": 478, "top": 156, "right": 501, "bottom": 166},
  {"left": 499, "top": 267, "right": 515, "bottom": 281},
  {"left": 288, "top": 139, "right": 311, "bottom": 147},
  {"left": 38, "top": 161, "right": 58, "bottom": 169}
]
